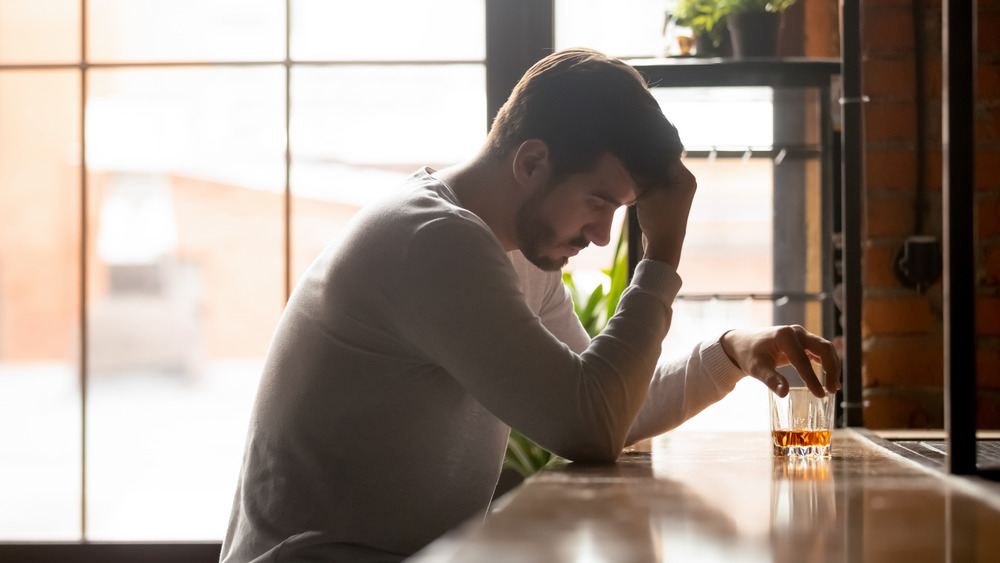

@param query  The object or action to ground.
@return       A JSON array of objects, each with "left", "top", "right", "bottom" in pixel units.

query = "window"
[
  {"left": 0, "top": 0, "right": 485, "bottom": 541},
  {"left": 0, "top": 69, "right": 82, "bottom": 540},
  {"left": 1, "top": 0, "right": 834, "bottom": 543}
]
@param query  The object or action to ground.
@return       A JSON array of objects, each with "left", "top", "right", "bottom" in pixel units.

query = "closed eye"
[{"left": 590, "top": 195, "right": 625, "bottom": 211}]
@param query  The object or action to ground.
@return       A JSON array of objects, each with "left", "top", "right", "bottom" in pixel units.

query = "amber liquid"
[{"left": 772, "top": 430, "right": 831, "bottom": 449}]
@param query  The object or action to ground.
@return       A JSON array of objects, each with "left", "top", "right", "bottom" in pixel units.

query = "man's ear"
[{"left": 511, "top": 139, "right": 551, "bottom": 187}]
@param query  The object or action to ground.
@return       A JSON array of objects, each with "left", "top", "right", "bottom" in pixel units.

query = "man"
[{"left": 220, "top": 48, "right": 840, "bottom": 562}]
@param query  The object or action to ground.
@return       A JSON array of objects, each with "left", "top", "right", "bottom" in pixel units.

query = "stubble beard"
[{"left": 514, "top": 184, "right": 588, "bottom": 272}]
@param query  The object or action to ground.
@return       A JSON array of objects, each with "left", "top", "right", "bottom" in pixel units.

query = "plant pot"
[
  {"left": 694, "top": 32, "right": 717, "bottom": 57},
  {"left": 694, "top": 28, "right": 732, "bottom": 58},
  {"left": 727, "top": 11, "right": 782, "bottom": 58}
]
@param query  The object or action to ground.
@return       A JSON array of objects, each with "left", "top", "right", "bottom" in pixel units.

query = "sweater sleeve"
[
  {"left": 527, "top": 261, "right": 748, "bottom": 445},
  {"left": 625, "top": 336, "right": 747, "bottom": 444},
  {"left": 394, "top": 218, "right": 678, "bottom": 462}
]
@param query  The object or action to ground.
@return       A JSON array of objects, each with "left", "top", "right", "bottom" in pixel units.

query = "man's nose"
[{"left": 584, "top": 214, "right": 614, "bottom": 247}]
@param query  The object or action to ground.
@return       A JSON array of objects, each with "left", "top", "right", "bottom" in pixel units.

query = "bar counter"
[{"left": 410, "top": 429, "right": 1000, "bottom": 562}]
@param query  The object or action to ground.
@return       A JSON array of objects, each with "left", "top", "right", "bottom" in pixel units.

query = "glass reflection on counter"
[{"left": 770, "top": 457, "right": 841, "bottom": 563}]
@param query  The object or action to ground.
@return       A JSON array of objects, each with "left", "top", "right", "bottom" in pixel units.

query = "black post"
[
  {"left": 627, "top": 207, "right": 642, "bottom": 283},
  {"left": 839, "top": 0, "right": 865, "bottom": 427},
  {"left": 942, "top": 0, "right": 977, "bottom": 475},
  {"left": 821, "top": 83, "right": 836, "bottom": 342},
  {"left": 772, "top": 88, "right": 809, "bottom": 329}
]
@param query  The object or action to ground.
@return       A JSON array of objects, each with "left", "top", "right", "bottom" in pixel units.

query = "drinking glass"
[{"left": 769, "top": 388, "right": 834, "bottom": 457}]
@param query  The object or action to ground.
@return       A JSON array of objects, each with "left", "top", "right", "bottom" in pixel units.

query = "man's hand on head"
[
  {"left": 635, "top": 160, "right": 697, "bottom": 269},
  {"left": 720, "top": 326, "right": 842, "bottom": 399}
]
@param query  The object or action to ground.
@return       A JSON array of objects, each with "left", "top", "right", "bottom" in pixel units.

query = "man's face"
[{"left": 515, "top": 153, "right": 637, "bottom": 272}]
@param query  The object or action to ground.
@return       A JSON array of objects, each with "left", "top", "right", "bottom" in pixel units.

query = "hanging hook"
[
  {"left": 774, "top": 147, "right": 787, "bottom": 166},
  {"left": 742, "top": 147, "right": 753, "bottom": 163},
  {"left": 707, "top": 146, "right": 717, "bottom": 163}
]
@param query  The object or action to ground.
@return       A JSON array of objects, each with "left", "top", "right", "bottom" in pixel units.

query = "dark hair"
[{"left": 483, "top": 48, "right": 683, "bottom": 190}]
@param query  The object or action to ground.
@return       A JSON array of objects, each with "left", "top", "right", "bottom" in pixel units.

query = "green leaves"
[
  {"left": 672, "top": 0, "right": 727, "bottom": 32},
  {"left": 502, "top": 428, "right": 563, "bottom": 478},
  {"left": 671, "top": 0, "right": 799, "bottom": 44},
  {"left": 561, "top": 223, "right": 628, "bottom": 338},
  {"left": 605, "top": 231, "right": 629, "bottom": 323},
  {"left": 562, "top": 273, "right": 604, "bottom": 338},
  {"left": 671, "top": 0, "right": 730, "bottom": 47},
  {"left": 723, "top": 0, "right": 799, "bottom": 13}
]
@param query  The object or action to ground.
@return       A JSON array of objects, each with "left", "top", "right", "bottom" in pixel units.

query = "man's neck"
[{"left": 434, "top": 157, "right": 521, "bottom": 252}]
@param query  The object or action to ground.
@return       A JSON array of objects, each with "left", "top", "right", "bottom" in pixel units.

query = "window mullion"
[
  {"left": 484, "top": 0, "right": 553, "bottom": 131},
  {"left": 79, "top": 0, "right": 89, "bottom": 542}
]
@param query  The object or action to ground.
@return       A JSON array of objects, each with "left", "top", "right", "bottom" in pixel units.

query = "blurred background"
[{"left": 0, "top": 0, "right": 830, "bottom": 541}]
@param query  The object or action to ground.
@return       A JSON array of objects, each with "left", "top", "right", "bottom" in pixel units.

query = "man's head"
[
  {"left": 483, "top": 48, "right": 684, "bottom": 271},
  {"left": 483, "top": 48, "right": 683, "bottom": 191},
  {"left": 513, "top": 149, "right": 635, "bottom": 271}
]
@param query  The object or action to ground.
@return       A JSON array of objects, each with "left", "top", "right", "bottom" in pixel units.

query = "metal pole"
[
  {"left": 942, "top": 0, "right": 977, "bottom": 475},
  {"left": 821, "top": 83, "right": 836, "bottom": 342},
  {"left": 839, "top": 0, "right": 865, "bottom": 427}
]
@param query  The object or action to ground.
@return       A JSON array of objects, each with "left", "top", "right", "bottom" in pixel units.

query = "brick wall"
[{"left": 859, "top": 0, "right": 1000, "bottom": 428}]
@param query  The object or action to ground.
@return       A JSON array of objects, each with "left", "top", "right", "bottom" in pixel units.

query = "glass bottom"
[{"left": 773, "top": 444, "right": 831, "bottom": 458}]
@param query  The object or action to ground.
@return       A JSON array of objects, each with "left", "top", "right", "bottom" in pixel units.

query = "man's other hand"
[
  {"left": 720, "top": 326, "right": 842, "bottom": 398},
  {"left": 635, "top": 160, "right": 697, "bottom": 269}
]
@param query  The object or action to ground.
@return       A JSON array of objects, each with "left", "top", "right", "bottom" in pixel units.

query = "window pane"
[
  {"left": 0, "top": 71, "right": 82, "bottom": 540},
  {"left": 290, "top": 64, "right": 486, "bottom": 282},
  {"left": 87, "top": 0, "right": 284, "bottom": 62},
  {"left": 85, "top": 67, "right": 285, "bottom": 539},
  {"left": 555, "top": 0, "right": 669, "bottom": 59},
  {"left": 0, "top": 0, "right": 80, "bottom": 64},
  {"left": 667, "top": 299, "right": 775, "bottom": 432},
  {"left": 291, "top": 0, "right": 484, "bottom": 61},
  {"left": 652, "top": 87, "right": 775, "bottom": 150},
  {"left": 681, "top": 159, "right": 774, "bottom": 294},
  {"left": 567, "top": 159, "right": 774, "bottom": 297}
]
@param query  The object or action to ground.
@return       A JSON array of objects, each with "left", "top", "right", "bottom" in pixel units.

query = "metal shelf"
[{"left": 627, "top": 57, "right": 840, "bottom": 88}]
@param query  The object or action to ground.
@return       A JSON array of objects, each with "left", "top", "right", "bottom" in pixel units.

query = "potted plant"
[
  {"left": 722, "top": 0, "right": 799, "bottom": 58},
  {"left": 669, "top": 0, "right": 731, "bottom": 58}
]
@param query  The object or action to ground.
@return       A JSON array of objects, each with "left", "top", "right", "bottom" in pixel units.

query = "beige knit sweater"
[{"left": 220, "top": 169, "right": 745, "bottom": 563}]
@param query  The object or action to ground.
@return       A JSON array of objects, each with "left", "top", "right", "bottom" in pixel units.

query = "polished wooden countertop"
[{"left": 410, "top": 429, "right": 1000, "bottom": 562}]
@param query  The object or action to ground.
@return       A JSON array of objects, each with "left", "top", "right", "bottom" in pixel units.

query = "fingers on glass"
[
  {"left": 779, "top": 326, "right": 825, "bottom": 398},
  {"left": 762, "top": 370, "right": 789, "bottom": 397},
  {"left": 800, "top": 329, "right": 842, "bottom": 394}
]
